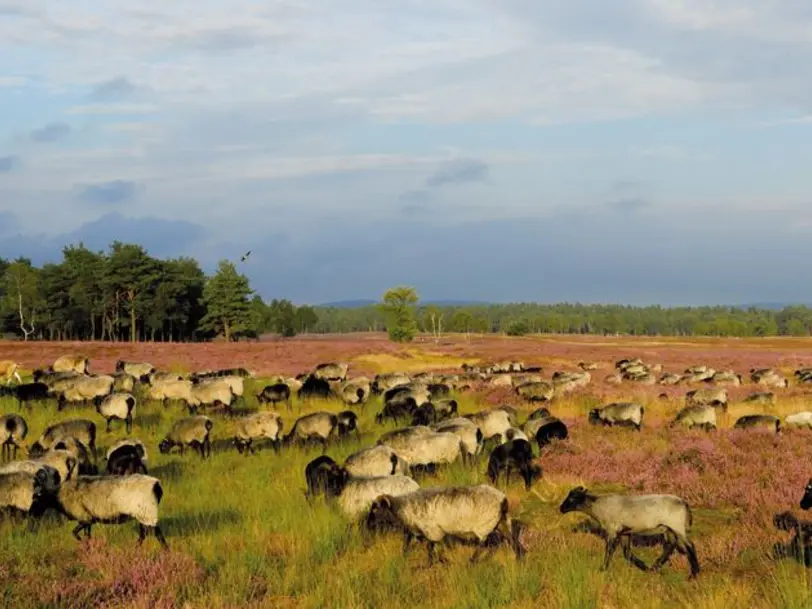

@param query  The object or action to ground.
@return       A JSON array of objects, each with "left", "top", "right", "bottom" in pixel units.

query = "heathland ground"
[{"left": 2, "top": 333, "right": 812, "bottom": 608}]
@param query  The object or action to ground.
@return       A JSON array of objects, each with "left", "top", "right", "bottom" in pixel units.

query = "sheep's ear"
[{"left": 571, "top": 486, "right": 586, "bottom": 494}]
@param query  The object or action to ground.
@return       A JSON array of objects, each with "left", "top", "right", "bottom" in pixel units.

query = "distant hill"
[
  {"left": 737, "top": 302, "right": 812, "bottom": 310},
  {"left": 316, "top": 299, "right": 491, "bottom": 308}
]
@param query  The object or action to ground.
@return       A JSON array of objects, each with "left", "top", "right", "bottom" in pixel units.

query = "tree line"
[
  {"left": 0, "top": 242, "right": 318, "bottom": 342},
  {"left": 2, "top": 242, "right": 812, "bottom": 341}
]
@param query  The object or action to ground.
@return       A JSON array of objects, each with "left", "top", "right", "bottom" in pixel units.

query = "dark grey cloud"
[
  {"left": 0, "top": 213, "right": 206, "bottom": 263},
  {"left": 606, "top": 197, "right": 650, "bottom": 213},
  {"left": 0, "top": 155, "right": 20, "bottom": 173},
  {"left": 425, "top": 158, "right": 488, "bottom": 187},
  {"left": 29, "top": 122, "right": 70, "bottom": 143},
  {"left": 223, "top": 206, "right": 811, "bottom": 306},
  {"left": 89, "top": 76, "right": 139, "bottom": 100},
  {"left": 76, "top": 180, "right": 140, "bottom": 205}
]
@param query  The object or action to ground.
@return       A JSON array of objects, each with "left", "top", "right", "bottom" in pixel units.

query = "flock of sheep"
[{"left": 1, "top": 354, "right": 812, "bottom": 578}]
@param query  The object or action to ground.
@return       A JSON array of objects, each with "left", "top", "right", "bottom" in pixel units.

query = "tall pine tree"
[{"left": 200, "top": 260, "right": 254, "bottom": 341}]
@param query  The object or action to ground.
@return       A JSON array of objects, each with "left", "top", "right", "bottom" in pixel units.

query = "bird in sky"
[{"left": 240, "top": 250, "right": 252, "bottom": 262}]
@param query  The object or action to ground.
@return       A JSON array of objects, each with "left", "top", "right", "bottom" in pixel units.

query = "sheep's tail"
[
  {"left": 152, "top": 480, "right": 164, "bottom": 505},
  {"left": 685, "top": 501, "right": 693, "bottom": 528}
]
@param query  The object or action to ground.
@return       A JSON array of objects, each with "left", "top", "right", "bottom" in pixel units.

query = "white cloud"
[{"left": 66, "top": 103, "right": 160, "bottom": 115}]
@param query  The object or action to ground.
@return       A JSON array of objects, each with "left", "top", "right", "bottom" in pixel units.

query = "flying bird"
[{"left": 240, "top": 250, "right": 252, "bottom": 262}]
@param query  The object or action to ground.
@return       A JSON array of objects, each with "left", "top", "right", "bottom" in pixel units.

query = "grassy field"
[{"left": 2, "top": 335, "right": 812, "bottom": 608}]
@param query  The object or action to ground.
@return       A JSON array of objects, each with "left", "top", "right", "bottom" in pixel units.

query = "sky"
[{"left": 2, "top": 1, "right": 812, "bottom": 306}]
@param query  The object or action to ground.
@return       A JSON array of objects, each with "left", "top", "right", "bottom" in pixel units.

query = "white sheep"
[
  {"left": 559, "top": 486, "right": 700, "bottom": 578},
  {"left": 44, "top": 474, "right": 167, "bottom": 547},
  {"left": 234, "top": 411, "right": 283, "bottom": 454},
  {"left": 159, "top": 416, "right": 213, "bottom": 458},
  {"left": 382, "top": 432, "right": 463, "bottom": 473},
  {"left": 0, "top": 449, "right": 77, "bottom": 484},
  {"left": 366, "top": 484, "right": 525, "bottom": 565},
  {"left": 344, "top": 444, "right": 407, "bottom": 477},
  {"left": 0, "top": 468, "right": 60, "bottom": 516},
  {"left": 96, "top": 393, "right": 136, "bottom": 433},
  {"left": 0, "top": 413, "right": 27, "bottom": 462},
  {"left": 670, "top": 406, "right": 717, "bottom": 431},
  {"left": 784, "top": 412, "right": 812, "bottom": 429}
]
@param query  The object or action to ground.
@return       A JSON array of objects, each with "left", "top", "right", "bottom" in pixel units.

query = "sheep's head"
[
  {"left": 529, "top": 407, "right": 551, "bottom": 421},
  {"left": 587, "top": 410, "right": 602, "bottom": 425},
  {"left": 158, "top": 438, "right": 173, "bottom": 455},
  {"left": 366, "top": 495, "right": 400, "bottom": 533},
  {"left": 801, "top": 479, "right": 812, "bottom": 511},
  {"left": 559, "top": 486, "right": 595, "bottom": 514}
]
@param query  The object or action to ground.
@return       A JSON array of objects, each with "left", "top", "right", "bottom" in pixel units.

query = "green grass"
[{"left": 0, "top": 378, "right": 808, "bottom": 608}]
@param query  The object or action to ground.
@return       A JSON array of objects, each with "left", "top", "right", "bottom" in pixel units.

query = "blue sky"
[{"left": 1, "top": 0, "right": 812, "bottom": 305}]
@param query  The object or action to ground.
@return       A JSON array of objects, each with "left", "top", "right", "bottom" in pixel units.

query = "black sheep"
[
  {"left": 257, "top": 383, "right": 291, "bottom": 409},
  {"left": 487, "top": 439, "right": 542, "bottom": 490}
]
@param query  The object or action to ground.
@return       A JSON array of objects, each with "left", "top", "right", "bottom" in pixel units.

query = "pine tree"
[{"left": 200, "top": 260, "right": 254, "bottom": 341}]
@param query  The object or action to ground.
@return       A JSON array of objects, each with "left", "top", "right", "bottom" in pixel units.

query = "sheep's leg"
[
  {"left": 154, "top": 525, "right": 168, "bottom": 549},
  {"left": 676, "top": 537, "right": 701, "bottom": 579},
  {"left": 204, "top": 436, "right": 212, "bottom": 458},
  {"left": 126, "top": 414, "right": 132, "bottom": 435},
  {"left": 601, "top": 536, "right": 620, "bottom": 571},
  {"left": 402, "top": 531, "right": 414, "bottom": 556},
  {"left": 620, "top": 536, "right": 650, "bottom": 571},
  {"left": 72, "top": 523, "right": 90, "bottom": 540},
  {"left": 106, "top": 419, "right": 112, "bottom": 433}
]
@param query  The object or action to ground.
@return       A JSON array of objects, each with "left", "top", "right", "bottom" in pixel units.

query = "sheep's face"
[
  {"left": 28, "top": 442, "right": 45, "bottom": 457},
  {"left": 587, "top": 410, "right": 601, "bottom": 425},
  {"left": 801, "top": 480, "right": 812, "bottom": 510},
  {"left": 559, "top": 487, "right": 593, "bottom": 514},
  {"left": 366, "top": 496, "right": 400, "bottom": 533},
  {"left": 158, "top": 439, "right": 173, "bottom": 454}
]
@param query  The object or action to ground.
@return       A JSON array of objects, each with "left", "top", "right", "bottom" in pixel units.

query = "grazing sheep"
[
  {"left": 312, "top": 362, "right": 349, "bottom": 382},
  {"left": 234, "top": 411, "right": 283, "bottom": 454},
  {"left": 785, "top": 412, "right": 812, "bottom": 429},
  {"left": 187, "top": 379, "right": 234, "bottom": 413},
  {"left": 801, "top": 479, "right": 812, "bottom": 510},
  {"left": 158, "top": 416, "right": 213, "bottom": 459},
  {"left": 194, "top": 367, "right": 253, "bottom": 379},
  {"left": 376, "top": 396, "right": 420, "bottom": 425},
  {"left": 733, "top": 414, "right": 780, "bottom": 433},
  {"left": 432, "top": 421, "right": 483, "bottom": 464},
  {"left": 0, "top": 450, "right": 77, "bottom": 484},
  {"left": 372, "top": 373, "right": 412, "bottom": 394},
  {"left": 298, "top": 375, "right": 334, "bottom": 400},
  {"left": 52, "top": 355, "right": 89, "bottom": 375},
  {"left": 284, "top": 411, "right": 341, "bottom": 451},
  {"left": 670, "top": 406, "right": 717, "bottom": 431},
  {"left": 257, "top": 383, "right": 292, "bottom": 409},
  {"left": 339, "top": 382, "right": 368, "bottom": 406},
  {"left": 685, "top": 388, "right": 728, "bottom": 410},
  {"left": 105, "top": 444, "right": 148, "bottom": 476},
  {"left": 559, "top": 486, "right": 700, "bottom": 578},
  {"left": 194, "top": 374, "right": 244, "bottom": 399},
  {"left": 115, "top": 361, "right": 155, "bottom": 382},
  {"left": 378, "top": 426, "right": 434, "bottom": 452},
  {"left": 106, "top": 439, "right": 149, "bottom": 464},
  {"left": 434, "top": 399, "right": 458, "bottom": 421},
  {"left": 0, "top": 413, "right": 27, "bottom": 462},
  {"left": 366, "top": 484, "right": 525, "bottom": 565},
  {"left": 42, "top": 474, "right": 167, "bottom": 547},
  {"left": 0, "top": 468, "right": 60, "bottom": 517},
  {"left": 465, "top": 409, "right": 516, "bottom": 442},
  {"left": 527, "top": 416, "right": 569, "bottom": 448},
  {"left": 48, "top": 437, "right": 97, "bottom": 475},
  {"left": 111, "top": 372, "right": 136, "bottom": 393},
  {"left": 604, "top": 373, "right": 623, "bottom": 385},
  {"left": 148, "top": 371, "right": 184, "bottom": 385},
  {"left": 344, "top": 445, "right": 407, "bottom": 477},
  {"left": 56, "top": 374, "right": 115, "bottom": 410},
  {"left": 487, "top": 439, "right": 541, "bottom": 490},
  {"left": 0, "top": 382, "right": 50, "bottom": 409},
  {"left": 751, "top": 369, "right": 789, "bottom": 388},
  {"left": 410, "top": 403, "right": 438, "bottom": 427},
  {"left": 303, "top": 455, "right": 418, "bottom": 520},
  {"left": 658, "top": 373, "right": 681, "bottom": 386},
  {"left": 589, "top": 403, "right": 644, "bottom": 431},
  {"left": 30, "top": 419, "right": 97, "bottom": 461},
  {"left": 96, "top": 393, "right": 136, "bottom": 433},
  {"left": 381, "top": 432, "right": 463, "bottom": 474},
  {"left": 0, "top": 360, "right": 21, "bottom": 385},
  {"left": 515, "top": 381, "right": 555, "bottom": 402},
  {"left": 743, "top": 391, "right": 776, "bottom": 406},
  {"left": 384, "top": 384, "right": 431, "bottom": 407},
  {"left": 147, "top": 379, "right": 195, "bottom": 405},
  {"left": 709, "top": 371, "right": 741, "bottom": 387}
]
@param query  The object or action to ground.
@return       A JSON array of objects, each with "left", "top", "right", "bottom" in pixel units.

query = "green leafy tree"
[
  {"left": 200, "top": 260, "right": 254, "bottom": 341},
  {"left": 295, "top": 305, "right": 318, "bottom": 334},
  {"left": 379, "top": 286, "right": 419, "bottom": 342},
  {"left": 2, "top": 259, "right": 42, "bottom": 340},
  {"left": 268, "top": 298, "right": 298, "bottom": 337}
]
